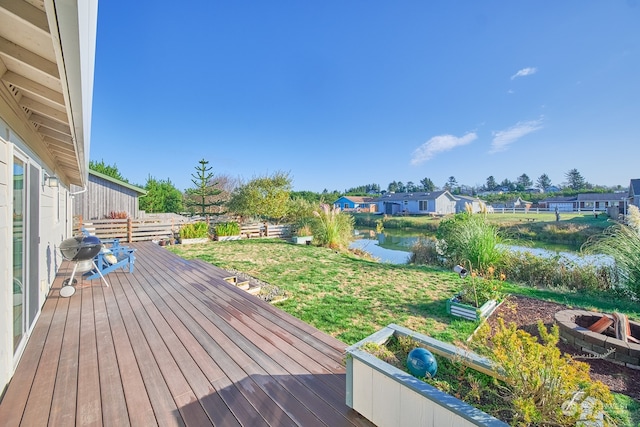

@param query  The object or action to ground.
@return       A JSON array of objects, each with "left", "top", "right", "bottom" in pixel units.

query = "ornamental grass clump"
[
  {"left": 310, "top": 204, "right": 354, "bottom": 249},
  {"left": 436, "top": 213, "right": 506, "bottom": 274},
  {"left": 583, "top": 204, "right": 640, "bottom": 299},
  {"left": 487, "top": 319, "right": 613, "bottom": 427}
]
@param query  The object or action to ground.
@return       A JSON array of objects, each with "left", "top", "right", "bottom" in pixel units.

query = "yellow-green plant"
[
  {"left": 294, "top": 223, "right": 313, "bottom": 237},
  {"left": 490, "top": 319, "right": 613, "bottom": 426},
  {"left": 213, "top": 221, "right": 240, "bottom": 237},
  {"left": 180, "top": 221, "right": 209, "bottom": 239}
]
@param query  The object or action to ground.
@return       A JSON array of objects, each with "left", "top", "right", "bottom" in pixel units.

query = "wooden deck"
[{"left": 0, "top": 242, "right": 373, "bottom": 426}]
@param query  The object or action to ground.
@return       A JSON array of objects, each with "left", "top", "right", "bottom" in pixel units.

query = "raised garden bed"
[
  {"left": 346, "top": 323, "right": 508, "bottom": 427},
  {"left": 446, "top": 295, "right": 499, "bottom": 321}
]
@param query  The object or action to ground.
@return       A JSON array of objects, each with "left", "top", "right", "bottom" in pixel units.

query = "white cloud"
[
  {"left": 511, "top": 67, "right": 537, "bottom": 80},
  {"left": 410, "top": 132, "right": 477, "bottom": 165},
  {"left": 490, "top": 119, "right": 543, "bottom": 153}
]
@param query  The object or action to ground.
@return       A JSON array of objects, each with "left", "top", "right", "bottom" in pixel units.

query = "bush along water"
[{"left": 410, "top": 212, "right": 619, "bottom": 293}]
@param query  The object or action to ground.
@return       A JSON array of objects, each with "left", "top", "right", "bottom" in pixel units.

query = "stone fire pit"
[{"left": 554, "top": 310, "right": 640, "bottom": 369}]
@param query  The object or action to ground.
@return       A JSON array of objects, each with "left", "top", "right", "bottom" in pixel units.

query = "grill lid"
[{"left": 60, "top": 235, "right": 102, "bottom": 261}]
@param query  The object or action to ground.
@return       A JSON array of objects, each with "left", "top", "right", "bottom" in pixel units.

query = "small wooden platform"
[{"left": 0, "top": 242, "right": 373, "bottom": 426}]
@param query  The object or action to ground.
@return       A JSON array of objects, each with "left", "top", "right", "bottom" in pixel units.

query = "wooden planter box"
[
  {"left": 346, "top": 324, "right": 507, "bottom": 427},
  {"left": 446, "top": 295, "right": 498, "bottom": 321},
  {"left": 179, "top": 237, "right": 209, "bottom": 245},
  {"left": 292, "top": 235, "right": 313, "bottom": 245}
]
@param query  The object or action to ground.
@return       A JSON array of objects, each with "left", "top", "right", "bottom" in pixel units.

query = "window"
[{"left": 419, "top": 200, "right": 428, "bottom": 211}]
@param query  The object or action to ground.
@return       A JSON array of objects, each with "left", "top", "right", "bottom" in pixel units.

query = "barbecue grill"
[{"left": 59, "top": 235, "right": 110, "bottom": 296}]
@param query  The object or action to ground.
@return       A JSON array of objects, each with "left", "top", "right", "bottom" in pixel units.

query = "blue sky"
[{"left": 90, "top": 1, "right": 640, "bottom": 192}]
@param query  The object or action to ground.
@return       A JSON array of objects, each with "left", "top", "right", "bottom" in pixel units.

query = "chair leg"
[{"left": 91, "top": 260, "right": 110, "bottom": 287}]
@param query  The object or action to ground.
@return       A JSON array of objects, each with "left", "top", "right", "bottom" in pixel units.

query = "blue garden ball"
[{"left": 406, "top": 347, "right": 437, "bottom": 378}]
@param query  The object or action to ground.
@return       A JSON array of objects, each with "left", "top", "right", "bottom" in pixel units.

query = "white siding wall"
[
  {"left": 0, "top": 124, "right": 71, "bottom": 394},
  {"left": 352, "top": 358, "right": 478, "bottom": 427},
  {"left": 0, "top": 124, "right": 11, "bottom": 393},
  {"left": 435, "top": 196, "right": 456, "bottom": 215}
]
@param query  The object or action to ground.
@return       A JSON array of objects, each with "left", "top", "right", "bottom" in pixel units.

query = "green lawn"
[{"left": 168, "top": 238, "right": 639, "bottom": 345}]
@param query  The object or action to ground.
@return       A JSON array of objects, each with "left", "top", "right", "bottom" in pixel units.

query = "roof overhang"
[{"left": 0, "top": 0, "right": 97, "bottom": 187}]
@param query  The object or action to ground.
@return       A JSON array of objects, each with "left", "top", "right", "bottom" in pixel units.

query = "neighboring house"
[
  {"left": 0, "top": 1, "right": 98, "bottom": 394},
  {"left": 540, "top": 193, "right": 627, "bottom": 212},
  {"left": 629, "top": 179, "right": 640, "bottom": 209},
  {"left": 491, "top": 197, "right": 532, "bottom": 210},
  {"left": 376, "top": 191, "right": 457, "bottom": 215},
  {"left": 71, "top": 170, "right": 147, "bottom": 220},
  {"left": 539, "top": 196, "right": 576, "bottom": 212},
  {"left": 523, "top": 187, "right": 543, "bottom": 194},
  {"left": 546, "top": 185, "right": 562, "bottom": 193},
  {"left": 333, "top": 196, "right": 378, "bottom": 213},
  {"left": 454, "top": 195, "right": 487, "bottom": 213}
]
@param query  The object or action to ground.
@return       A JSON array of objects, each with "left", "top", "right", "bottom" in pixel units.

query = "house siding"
[
  {"left": 376, "top": 192, "right": 456, "bottom": 215},
  {"left": 0, "top": 125, "right": 71, "bottom": 395}
]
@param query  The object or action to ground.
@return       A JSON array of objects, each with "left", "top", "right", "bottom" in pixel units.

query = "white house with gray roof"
[{"left": 376, "top": 191, "right": 457, "bottom": 215}]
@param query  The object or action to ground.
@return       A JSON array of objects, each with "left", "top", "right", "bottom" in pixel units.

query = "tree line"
[{"left": 90, "top": 159, "right": 625, "bottom": 219}]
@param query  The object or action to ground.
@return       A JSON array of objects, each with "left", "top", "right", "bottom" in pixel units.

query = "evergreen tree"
[
  {"left": 139, "top": 176, "right": 183, "bottom": 213},
  {"left": 486, "top": 176, "right": 497, "bottom": 191},
  {"left": 89, "top": 159, "right": 128, "bottom": 182},
  {"left": 420, "top": 177, "right": 435, "bottom": 192},
  {"left": 565, "top": 168, "right": 586, "bottom": 191},
  {"left": 184, "top": 159, "right": 222, "bottom": 216},
  {"left": 536, "top": 173, "right": 552, "bottom": 191},
  {"left": 516, "top": 173, "right": 532, "bottom": 191}
]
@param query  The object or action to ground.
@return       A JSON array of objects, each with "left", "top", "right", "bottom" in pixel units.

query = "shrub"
[
  {"left": 107, "top": 211, "right": 128, "bottom": 219},
  {"left": 499, "top": 251, "right": 616, "bottom": 292},
  {"left": 409, "top": 236, "right": 443, "bottom": 266},
  {"left": 213, "top": 221, "right": 240, "bottom": 237},
  {"left": 488, "top": 319, "right": 613, "bottom": 426},
  {"left": 180, "top": 221, "right": 209, "bottom": 239},
  {"left": 310, "top": 204, "right": 354, "bottom": 249}
]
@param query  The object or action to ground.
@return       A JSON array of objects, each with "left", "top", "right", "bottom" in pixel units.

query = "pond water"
[{"left": 349, "top": 228, "right": 612, "bottom": 267}]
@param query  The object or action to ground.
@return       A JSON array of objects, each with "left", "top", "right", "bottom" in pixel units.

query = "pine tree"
[{"left": 184, "top": 159, "right": 223, "bottom": 216}]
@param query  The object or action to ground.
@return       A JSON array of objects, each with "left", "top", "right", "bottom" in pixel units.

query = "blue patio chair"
[
  {"left": 86, "top": 239, "right": 136, "bottom": 280},
  {"left": 79, "top": 228, "right": 136, "bottom": 281}
]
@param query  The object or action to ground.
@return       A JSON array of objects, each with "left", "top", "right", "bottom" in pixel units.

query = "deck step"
[{"left": 236, "top": 280, "right": 250, "bottom": 290}]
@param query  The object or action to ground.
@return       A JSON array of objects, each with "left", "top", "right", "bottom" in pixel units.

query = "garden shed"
[{"left": 71, "top": 170, "right": 146, "bottom": 220}]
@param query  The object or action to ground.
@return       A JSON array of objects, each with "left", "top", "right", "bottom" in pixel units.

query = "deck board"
[{"left": 0, "top": 241, "right": 373, "bottom": 427}]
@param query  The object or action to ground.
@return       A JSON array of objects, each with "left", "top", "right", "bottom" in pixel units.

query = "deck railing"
[{"left": 73, "top": 216, "right": 291, "bottom": 243}]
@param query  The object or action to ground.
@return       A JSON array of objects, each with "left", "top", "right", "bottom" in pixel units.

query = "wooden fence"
[{"left": 74, "top": 216, "right": 291, "bottom": 243}]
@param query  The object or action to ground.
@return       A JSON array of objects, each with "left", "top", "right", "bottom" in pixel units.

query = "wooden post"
[
  {"left": 264, "top": 222, "right": 268, "bottom": 238},
  {"left": 127, "top": 217, "right": 133, "bottom": 243}
]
